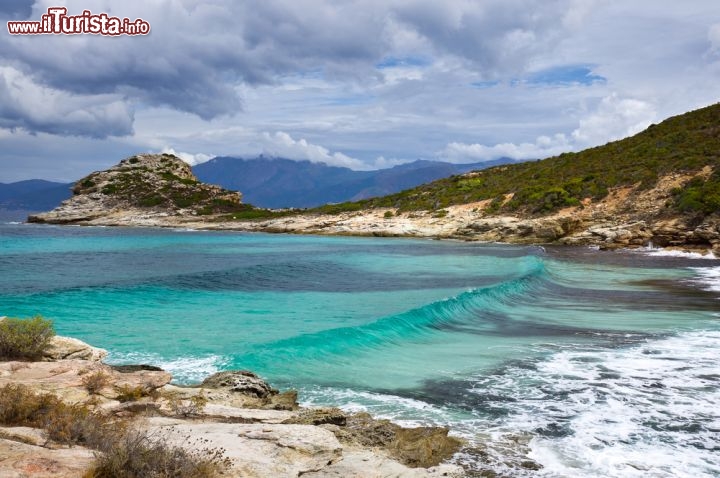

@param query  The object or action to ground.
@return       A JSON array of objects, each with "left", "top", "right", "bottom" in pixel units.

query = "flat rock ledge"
[{"left": 0, "top": 334, "right": 465, "bottom": 477}]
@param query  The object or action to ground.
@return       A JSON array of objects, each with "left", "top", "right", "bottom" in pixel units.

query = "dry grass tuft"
[{"left": 0, "top": 384, "right": 229, "bottom": 478}]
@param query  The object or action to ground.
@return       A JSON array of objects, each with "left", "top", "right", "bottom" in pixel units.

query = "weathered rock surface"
[
  {"left": 42, "top": 335, "right": 107, "bottom": 362},
  {"left": 302, "top": 449, "right": 465, "bottom": 478},
  {"left": 0, "top": 348, "right": 464, "bottom": 477},
  {"left": 0, "top": 438, "right": 95, "bottom": 478},
  {"left": 199, "top": 370, "right": 299, "bottom": 410},
  {"left": 334, "top": 412, "right": 463, "bottom": 469},
  {"left": 0, "top": 359, "right": 171, "bottom": 404},
  {"left": 148, "top": 418, "right": 344, "bottom": 477}
]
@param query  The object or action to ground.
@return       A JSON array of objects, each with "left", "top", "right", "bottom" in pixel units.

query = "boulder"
[
  {"left": 391, "top": 426, "right": 464, "bottom": 469},
  {"left": 201, "top": 370, "right": 277, "bottom": 398},
  {"left": 340, "top": 412, "right": 462, "bottom": 468},
  {"left": 42, "top": 336, "right": 107, "bottom": 362}
]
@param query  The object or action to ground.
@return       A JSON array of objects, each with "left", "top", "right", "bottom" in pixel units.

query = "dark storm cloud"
[
  {"left": 0, "top": 66, "right": 133, "bottom": 138},
  {"left": 0, "top": 0, "right": 578, "bottom": 138},
  {"left": 391, "top": 0, "right": 568, "bottom": 77},
  {"left": 0, "top": 0, "right": 33, "bottom": 20}
]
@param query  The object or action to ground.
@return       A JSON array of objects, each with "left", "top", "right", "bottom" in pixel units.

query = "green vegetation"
[
  {"left": 319, "top": 103, "right": 720, "bottom": 216},
  {"left": 217, "top": 204, "right": 300, "bottom": 221},
  {"left": 674, "top": 167, "right": 720, "bottom": 215},
  {"left": 0, "top": 316, "right": 55, "bottom": 360},
  {"left": 93, "top": 165, "right": 247, "bottom": 215}
]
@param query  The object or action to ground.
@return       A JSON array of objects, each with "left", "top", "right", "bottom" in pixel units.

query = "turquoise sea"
[{"left": 1, "top": 222, "right": 719, "bottom": 477}]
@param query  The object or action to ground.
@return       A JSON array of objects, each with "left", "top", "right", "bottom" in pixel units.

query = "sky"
[{"left": 1, "top": 0, "right": 719, "bottom": 182}]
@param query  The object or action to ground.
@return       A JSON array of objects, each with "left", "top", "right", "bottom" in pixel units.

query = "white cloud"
[
  {"left": 440, "top": 134, "right": 572, "bottom": 162},
  {"left": 571, "top": 94, "right": 655, "bottom": 145},
  {"left": 439, "top": 94, "right": 656, "bottom": 162},
  {"left": 160, "top": 148, "right": 213, "bottom": 166},
  {"left": 259, "top": 131, "right": 367, "bottom": 169}
]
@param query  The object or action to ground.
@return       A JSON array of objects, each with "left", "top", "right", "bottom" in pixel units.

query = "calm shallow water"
[{"left": 1, "top": 223, "right": 718, "bottom": 477}]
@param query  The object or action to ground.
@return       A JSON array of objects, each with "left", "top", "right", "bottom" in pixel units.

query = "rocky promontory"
[
  {"left": 28, "top": 153, "right": 244, "bottom": 225},
  {"left": 0, "top": 332, "right": 464, "bottom": 477},
  {"left": 24, "top": 153, "right": 720, "bottom": 255}
]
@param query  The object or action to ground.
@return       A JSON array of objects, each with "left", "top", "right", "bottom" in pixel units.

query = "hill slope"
[
  {"left": 193, "top": 157, "right": 512, "bottom": 208},
  {"left": 322, "top": 103, "right": 720, "bottom": 218}
]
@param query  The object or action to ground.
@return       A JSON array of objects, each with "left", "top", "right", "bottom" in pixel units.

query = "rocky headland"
[
  {"left": 0, "top": 329, "right": 464, "bottom": 477},
  {"left": 28, "top": 153, "right": 243, "bottom": 225},
  {"left": 27, "top": 152, "right": 720, "bottom": 255},
  {"left": 27, "top": 103, "right": 720, "bottom": 255}
]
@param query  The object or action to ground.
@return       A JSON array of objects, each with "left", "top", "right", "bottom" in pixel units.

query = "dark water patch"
[
  {"left": 544, "top": 245, "right": 719, "bottom": 269},
  {"left": 540, "top": 279, "right": 720, "bottom": 313},
  {"left": 535, "top": 422, "right": 573, "bottom": 438},
  {"left": 389, "top": 382, "right": 518, "bottom": 417},
  {"left": 647, "top": 420, "right": 706, "bottom": 433},
  {"left": 153, "top": 260, "right": 506, "bottom": 293}
]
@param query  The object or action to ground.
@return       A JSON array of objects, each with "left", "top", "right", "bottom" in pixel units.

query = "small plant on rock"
[
  {"left": 163, "top": 391, "right": 208, "bottom": 418},
  {"left": 82, "top": 370, "right": 111, "bottom": 395},
  {"left": 0, "top": 316, "right": 55, "bottom": 360}
]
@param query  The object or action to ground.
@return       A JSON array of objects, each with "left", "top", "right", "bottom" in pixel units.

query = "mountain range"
[
  {"left": 193, "top": 157, "right": 512, "bottom": 208},
  {"left": 0, "top": 180, "right": 73, "bottom": 213},
  {"left": 2, "top": 157, "right": 513, "bottom": 212}
]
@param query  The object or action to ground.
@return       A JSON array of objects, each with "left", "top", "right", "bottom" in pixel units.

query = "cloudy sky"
[{"left": 1, "top": 0, "right": 719, "bottom": 182}]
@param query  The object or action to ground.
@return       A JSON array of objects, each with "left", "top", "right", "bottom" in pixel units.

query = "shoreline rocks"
[{"left": 0, "top": 334, "right": 466, "bottom": 477}]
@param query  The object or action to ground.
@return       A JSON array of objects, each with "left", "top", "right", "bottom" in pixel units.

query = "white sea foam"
[
  {"left": 299, "top": 386, "right": 456, "bottom": 428},
  {"left": 106, "top": 352, "right": 228, "bottom": 384},
  {"left": 691, "top": 266, "right": 720, "bottom": 292},
  {"left": 463, "top": 331, "right": 720, "bottom": 477},
  {"left": 638, "top": 244, "right": 717, "bottom": 259}
]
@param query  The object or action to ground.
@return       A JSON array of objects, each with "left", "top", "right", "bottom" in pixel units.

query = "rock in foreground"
[{"left": 0, "top": 334, "right": 465, "bottom": 477}]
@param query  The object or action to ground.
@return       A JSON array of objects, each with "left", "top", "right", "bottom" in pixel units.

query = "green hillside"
[{"left": 313, "top": 103, "right": 720, "bottom": 217}]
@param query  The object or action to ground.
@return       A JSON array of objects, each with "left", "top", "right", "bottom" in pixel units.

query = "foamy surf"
[
  {"left": 298, "top": 385, "right": 458, "bottom": 428},
  {"left": 452, "top": 330, "right": 720, "bottom": 477},
  {"left": 691, "top": 266, "right": 720, "bottom": 292},
  {"left": 106, "top": 352, "right": 228, "bottom": 384},
  {"left": 638, "top": 244, "right": 717, "bottom": 260}
]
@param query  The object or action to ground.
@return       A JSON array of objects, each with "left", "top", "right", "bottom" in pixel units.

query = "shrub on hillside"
[{"left": 0, "top": 316, "right": 55, "bottom": 360}]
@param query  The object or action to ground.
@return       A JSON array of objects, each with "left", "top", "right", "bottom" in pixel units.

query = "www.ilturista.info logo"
[{"left": 7, "top": 7, "right": 150, "bottom": 36}]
